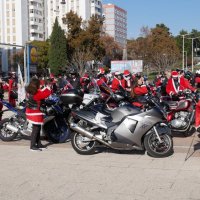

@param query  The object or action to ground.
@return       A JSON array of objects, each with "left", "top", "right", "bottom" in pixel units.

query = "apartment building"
[
  {"left": 103, "top": 3, "right": 127, "bottom": 48},
  {"left": 47, "top": 0, "right": 103, "bottom": 37}
]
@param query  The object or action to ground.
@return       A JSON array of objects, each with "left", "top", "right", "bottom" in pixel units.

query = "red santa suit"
[
  {"left": 166, "top": 77, "right": 196, "bottom": 95},
  {"left": 111, "top": 77, "right": 125, "bottom": 92},
  {"left": 8, "top": 78, "right": 17, "bottom": 107},
  {"left": 134, "top": 85, "right": 148, "bottom": 95},
  {"left": 195, "top": 77, "right": 200, "bottom": 88},
  {"left": 26, "top": 87, "right": 51, "bottom": 125}
]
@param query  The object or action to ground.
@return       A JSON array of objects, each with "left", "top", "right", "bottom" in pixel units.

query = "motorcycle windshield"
[
  {"left": 100, "top": 82, "right": 114, "bottom": 96},
  {"left": 90, "top": 78, "right": 101, "bottom": 94}
]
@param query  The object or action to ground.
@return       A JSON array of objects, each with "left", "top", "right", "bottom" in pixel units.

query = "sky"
[{"left": 103, "top": 0, "right": 200, "bottom": 39}]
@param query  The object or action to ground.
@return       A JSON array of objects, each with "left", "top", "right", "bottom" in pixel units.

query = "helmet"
[
  {"left": 70, "top": 69, "right": 77, "bottom": 75},
  {"left": 97, "top": 68, "right": 105, "bottom": 75},
  {"left": 171, "top": 71, "right": 179, "bottom": 78}
]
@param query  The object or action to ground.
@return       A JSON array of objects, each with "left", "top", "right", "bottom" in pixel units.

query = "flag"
[{"left": 18, "top": 64, "right": 26, "bottom": 103}]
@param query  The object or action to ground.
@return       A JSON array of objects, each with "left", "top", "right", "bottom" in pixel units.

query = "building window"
[
  {"left": 7, "top": 19, "right": 10, "bottom": 25},
  {"left": 13, "top": 36, "right": 16, "bottom": 42},
  {"left": 7, "top": 28, "right": 10, "bottom": 33},
  {"left": 7, "top": 36, "right": 10, "bottom": 42},
  {"left": 12, "top": 19, "right": 15, "bottom": 25},
  {"left": 13, "top": 27, "right": 16, "bottom": 33},
  {"left": 6, "top": 3, "right": 9, "bottom": 10}
]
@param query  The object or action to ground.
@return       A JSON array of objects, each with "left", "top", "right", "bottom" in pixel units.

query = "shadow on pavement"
[{"left": 95, "top": 147, "right": 146, "bottom": 155}]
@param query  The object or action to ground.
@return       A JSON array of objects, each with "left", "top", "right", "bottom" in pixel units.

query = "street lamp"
[
  {"left": 184, "top": 51, "right": 187, "bottom": 70},
  {"left": 187, "top": 36, "right": 200, "bottom": 72},
  {"left": 181, "top": 33, "right": 191, "bottom": 70}
]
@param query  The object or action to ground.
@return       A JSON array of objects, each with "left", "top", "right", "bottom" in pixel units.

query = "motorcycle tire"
[
  {"left": 144, "top": 132, "right": 173, "bottom": 158},
  {"left": 0, "top": 118, "right": 18, "bottom": 141},
  {"left": 71, "top": 132, "right": 97, "bottom": 155}
]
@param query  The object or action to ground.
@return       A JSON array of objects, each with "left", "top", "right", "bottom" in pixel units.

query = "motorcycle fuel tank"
[{"left": 111, "top": 105, "right": 141, "bottom": 123}]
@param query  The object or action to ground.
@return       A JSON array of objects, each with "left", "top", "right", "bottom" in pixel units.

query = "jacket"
[{"left": 25, "top": 87, "right": 51, "bottom": 125}]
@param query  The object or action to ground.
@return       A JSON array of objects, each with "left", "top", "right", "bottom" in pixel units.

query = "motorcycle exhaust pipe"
[
  {"left": 6, "top": 124, "right": 19, "bottom": 133},
  {"left": 70, "top": 123, "right": 112, "bottom": 148}
]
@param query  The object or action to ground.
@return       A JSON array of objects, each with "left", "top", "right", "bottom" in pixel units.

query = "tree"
[
  {"left": 63, "top": 11, "right": 84, "bottom": 61},
  {"left": 85, "top": 15, "right": 105, "bottom": 63},
  {"left": 62, "top": 12, "right": 106, "bottom": 73},
  {"left": 100, "top": 35, "right": 122, "bottom": 67},
  {"left": 31, "top": 40, "right": 49, "bottom": 71},
  {"left": 127, "top": 25, "right": 181, "bottom": 73},
  {"left": 48, "top": 17, "right": 67, "bottom": 74},
  {"left": 12, "top": 49, "right": 24, "bottom": 66},
  {"left": 148, "top": 26, "right": 181, "bottom": 72}
]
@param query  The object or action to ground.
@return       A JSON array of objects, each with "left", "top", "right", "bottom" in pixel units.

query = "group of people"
[{"left": 1, "top": 67, "right": 200, "bottom": 151}]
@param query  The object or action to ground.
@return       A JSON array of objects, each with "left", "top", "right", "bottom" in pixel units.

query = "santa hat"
[
  {"left": 171, "top": 71, "right": 179, "bottom": 78},
  {"left": 115, "top": 71, "right": 122, "bottom": 76},
  {"left": 50, "top": 73, "right": 54, "bottom": 78},
  {"left": 82, "top": 73, "right": 89, "bottom": 79},
  {"left": 97, "top": 68, "right": 105, "bottom": 75},
  {"left": 124, "top": 70, "right": 130, "bottom": 76}
]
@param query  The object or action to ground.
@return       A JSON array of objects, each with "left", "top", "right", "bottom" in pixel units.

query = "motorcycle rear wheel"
[
  {"left": 71, "top": 132, "right": 96, "bottom": 155},
  {"left": 0, "top": 118, "right": 18, "bottom": 141},
  {"left": 144, "top": 132, "right": 173, "bottom": 158}
]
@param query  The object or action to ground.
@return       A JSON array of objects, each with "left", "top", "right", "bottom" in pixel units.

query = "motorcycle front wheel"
[
  {"left": 71, "top": 132, "right": 96, "bottom": 155},
  {"left": 144, "top": 132, "right": 173, "bottom": 158},
  {"left": 0, "top": 118, "right": 18, "bottom": 141}
]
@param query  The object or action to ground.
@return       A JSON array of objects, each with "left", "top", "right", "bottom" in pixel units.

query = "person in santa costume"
[
  {"left": 123, "top": 70, "right": 132, "bottom": 92},
  {"left": 26, "top": 78, "right": 51, "bottom": 151},
  {"left": 111, "top": 71, "right": 125, "bottom": 93},
  {"left": 195, "top": 70, "right": 200, "bottom": 88},
  {"left": 8, "top": 72, "right": 17, "bottom": 107},
  {"left": 80, "top": 73, "right": 90, "bottom": 93},
  {"left": 96, "top": 67, "right": 107, "bottom": 86},
  {"left": 166, "top": 71, "right": 196, "bottom": 96},
  {"left": 130, "top": 75, "right": 148, "bottom": 107}
]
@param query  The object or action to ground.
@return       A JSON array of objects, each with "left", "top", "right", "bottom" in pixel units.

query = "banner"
[
  {"left": 111, "top": 60, "right": 143, "bottom": 73},
  {"left": 18, "top": 64, "right": 26, "bottom": 103}
]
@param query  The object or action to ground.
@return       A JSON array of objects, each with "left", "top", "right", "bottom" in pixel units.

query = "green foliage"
[
  {"left": 48, "top": 17, "right": 67, "bottom": 74},
  {"left": 31, "top": 40, "right": 49, "bottom": 70}
]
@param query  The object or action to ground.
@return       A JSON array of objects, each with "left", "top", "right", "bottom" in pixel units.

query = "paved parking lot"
[{"left": 0, "top": 104, "right": 200, "bottom": 199}]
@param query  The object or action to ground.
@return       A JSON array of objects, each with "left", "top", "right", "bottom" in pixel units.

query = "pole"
[
  {"left": 187, "top": 36, "right": 200, "bottom": 72},
  {"left": 27, "top": 43, "right": 30, "bottom": 83},
  {"left": 192, "top": 38, "right": 194, "bottom": 72},
  {"left": 24, "top": 45, "right": 27, "bottom": 83},
  {"left": 185, "top": 51, "right": 187, "bottom": 70},
  {"left": 182, "top": 35, "right": 185, "bottom": 70}
]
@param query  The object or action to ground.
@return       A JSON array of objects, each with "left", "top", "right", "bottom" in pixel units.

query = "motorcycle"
[
  {"left": 160, "top": 90, "right": 199, "bottom": 136},
  {"left": 60, "top": 90, "right": 173, "bottom": 158},
  {"left": 0, "top": 94, "right": 71, "bottom": 143}
]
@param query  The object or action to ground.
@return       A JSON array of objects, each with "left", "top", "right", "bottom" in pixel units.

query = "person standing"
[
  {"left": 26, "top": 78, "right": 51, "bottom": 151},
  {"left": 8, "top": 72, "right": 17, "bottom": 107}
]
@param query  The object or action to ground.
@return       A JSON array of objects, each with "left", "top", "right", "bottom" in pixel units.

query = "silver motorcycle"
[{"left": 61, "top": 90, "right": 173, "bottom": 158}]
